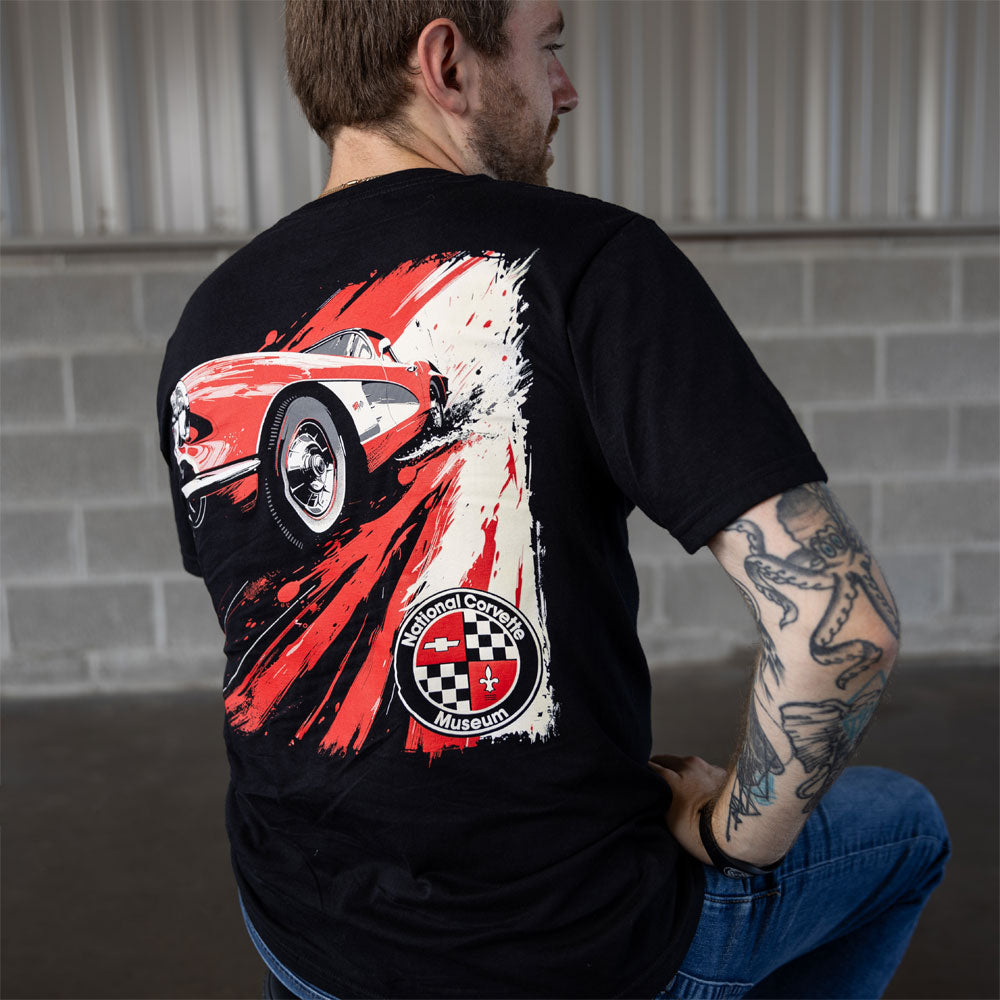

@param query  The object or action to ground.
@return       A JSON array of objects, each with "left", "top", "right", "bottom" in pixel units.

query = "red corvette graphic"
[
  {"left": 173, "top": 251, "right": 554, "bottom": 760},
  {"left": 171, "top": 327, "right": 448, "bottom": 547}
]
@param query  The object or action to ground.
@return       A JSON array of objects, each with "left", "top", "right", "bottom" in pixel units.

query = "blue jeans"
[
  {"left": 656, "top": 767, "right": 951, "bottom": 999},
  {"left": 241, "top": 894, "right": 341, "bottom": 1000},
  {"left": 243, "top": 767, "right": 948, "bottom": 1000}
]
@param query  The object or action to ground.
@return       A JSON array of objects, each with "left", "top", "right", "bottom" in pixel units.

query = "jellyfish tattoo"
[{"left": 728, "top": 484, "right": 900, "bottom": 689}]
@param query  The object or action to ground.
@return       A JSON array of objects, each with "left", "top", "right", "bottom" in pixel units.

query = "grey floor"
[{"left": 2, "top": 662, "right": 997, "bottom": 1000}]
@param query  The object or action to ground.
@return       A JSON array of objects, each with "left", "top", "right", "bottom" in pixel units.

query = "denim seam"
[
  {"left": 671, "top": 969, "right": 756, "bottom": 990},
  {"left": 703, "top": 887, "right": 781, "bottom": 904},
  {"left": 776, "top": 833, "right": 947, "bottom": 882}
]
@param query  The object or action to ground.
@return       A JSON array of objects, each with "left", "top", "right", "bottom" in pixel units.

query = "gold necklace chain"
[{"left": 326, "top": 174, "right": 384, "bottom": 195}]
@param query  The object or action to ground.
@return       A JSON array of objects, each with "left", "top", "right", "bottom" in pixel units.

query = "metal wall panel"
[{"left": 1, "top": 0, "right": 996, "bottom": 240}]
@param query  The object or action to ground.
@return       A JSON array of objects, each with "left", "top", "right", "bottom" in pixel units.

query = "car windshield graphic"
[{"left": 305, "top": 331, "right": 373, "bottom": 359}]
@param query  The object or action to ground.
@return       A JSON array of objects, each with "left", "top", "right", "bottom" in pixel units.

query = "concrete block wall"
[
  {"left": 1, "top": 234, "right": 997, "bottom": 694},
  {"left": 1, "top": 249, "right": 229, "bottom": 692},
  {"left": 634, "top": 234, "right": 1000, "bottom": 667}
]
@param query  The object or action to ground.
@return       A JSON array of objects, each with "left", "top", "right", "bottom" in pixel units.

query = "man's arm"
[{"left": 652, "top": 482, "right": 900, "bottom": 868}]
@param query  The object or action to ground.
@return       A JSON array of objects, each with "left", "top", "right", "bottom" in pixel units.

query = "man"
[{"left": 156, "top": 2, "right": 949, "bottom": 997}]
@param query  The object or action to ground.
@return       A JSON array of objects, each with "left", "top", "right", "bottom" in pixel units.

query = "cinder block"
[
  {"left": 751, "top": 337, "right": 876, "bottom": 403},
  {"left": 957, "top": 405, "right": 1000, "bottom": 467},
  {"left": 827, "top": 481, "right": 874, "bottom": 543},
  {"left": 813, "top": 258, "right": 951, "bottom": 325},
  {"left": 812, "top": 408, "right": 949, "bottom": 473},
  {"left": 150, "top": 449, "right": 174, "bottom": 500},
  {"left": 886, "top": 332, "right": 999, "bottom": 400},
  {"left": 0, "top": 274, "right": 135, "bottom": 345},
  {"left": 897, "top": 618, "right": 999, "bottom": 658},
  {"left": 961, "top": 256, "right": 1000, "bottom": 322},
  {"left": 661, "top": 562, "right": 757, "bottom": 635},
  {"left": 953, "top": 551, "right": 999, "bottom": 617},
  {"left": 91, "top": 649, "right": 221, "bottom": 689},
  {"left": 84, "top": 506, "right": 183, "bottom": 574},
  {"left": 0, "top": 430, "right": 145, "bottom": 501},
  {"left": 0, "top": 357, "right": 66, "bottom": 425},
  {"left": 0, "top": 509, "right": 76, "bottom": 577},
  {"left": 628, "top": 510, "right": 685, "bottom": 563},
  {"left": 142, "top": 272, "right": 207, "bottom": 338},
  {"left": 878, "top": 552, "right": 946, "bottom": 622},
  {"left": 640, "top": 627, "right": 750, "bottom": 669},
  {"left": 64, "top": 249, "right": 218, "bottom": 271},
  {"left": 7, "top": 582, "right": 154, "bottom": 651},
  {"left": 73, "top": 352, "right": 163, "bottom": 423},
  {"left": 881, "top": 479, "right": 999, "bottom": 546},
  {"left": 163, "top": 579, "right": 223, "bottom": 648},
  {"left": 695, "top": 259, "right": 804, "bottom": 330},
  {"left": 2, "top": 652, "right": 90, "bottom": 688}
]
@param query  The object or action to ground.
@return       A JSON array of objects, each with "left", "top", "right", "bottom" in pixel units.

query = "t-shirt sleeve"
[{"left": 566, "top": 215, "right": 826, "bottom": 553}]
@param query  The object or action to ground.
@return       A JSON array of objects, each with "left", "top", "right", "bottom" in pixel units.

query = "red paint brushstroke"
[
  {"left": 499, "top": 439, "right": 518, "bottom": 497},
  {"left": 404, "top": 719, "right": 477, "bottom": 760},
  {"left": 215, "top": 476, "right": 257, "bottom": 510},
  {"left": 295, "top": 622, "right": 368, "bottom": 742},
  {"left": 462, "top": 508, "right": 499, "bottom": 591},
  {"left": 325, "top": 460, "right": 469, "bottom": 754},
  {"left": 225, "top": 447, "right": 460, "bottom": 731}
]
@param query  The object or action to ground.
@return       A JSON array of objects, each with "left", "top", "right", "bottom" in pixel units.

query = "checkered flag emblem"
[
  {"left": 463, "top": 611, "right": 518, "bottom": 661},
  {"left": 413, "top": 661, "right": 473, "bottom": 711},
  {"left": 413, "top": 610, "right": 519, "bottom": 713}
]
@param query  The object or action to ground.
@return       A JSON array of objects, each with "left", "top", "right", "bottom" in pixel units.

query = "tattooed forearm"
[
  {"left": 733, "top": 579, "right": 785, "bottom": 698},
  {"left": 726, "top": 696, "right": 785, "bottom": 840},
  {"left": 779, "top": 672, "right": 885, "bottom": 813},
  {"left": 725, "top": 483, "right": 900, "bottom": 689}
]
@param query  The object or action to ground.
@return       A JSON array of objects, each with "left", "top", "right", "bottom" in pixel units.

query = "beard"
[{"left": 469, "top": 62, "right": 557, "bottom": 187}]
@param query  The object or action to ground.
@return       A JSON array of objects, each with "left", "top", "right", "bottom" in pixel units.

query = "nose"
[{"left": 552, "top": 62, "right": 579, "bottom": 115}]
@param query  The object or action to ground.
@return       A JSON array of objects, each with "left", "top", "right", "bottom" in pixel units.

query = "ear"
[{"left": 414, "top": 18, "right": 477, "bottom": 116}]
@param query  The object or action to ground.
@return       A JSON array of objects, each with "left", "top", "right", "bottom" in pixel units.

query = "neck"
[{"left": 320, "top": 127, "right": 467, "bottom": 198}]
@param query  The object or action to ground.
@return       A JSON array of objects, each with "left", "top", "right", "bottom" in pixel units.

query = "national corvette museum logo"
[{"left": 393, "top": 588, "right": 542, "bottom": 736}]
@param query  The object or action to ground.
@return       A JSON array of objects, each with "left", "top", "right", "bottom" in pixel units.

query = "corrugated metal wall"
[{"left": 1, "top": 0, "right": 997, "bottom": 240}]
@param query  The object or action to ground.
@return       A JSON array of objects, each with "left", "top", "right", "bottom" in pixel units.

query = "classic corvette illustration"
[{"left": 170, "top": 327, "right": 448, "bottom": 546}]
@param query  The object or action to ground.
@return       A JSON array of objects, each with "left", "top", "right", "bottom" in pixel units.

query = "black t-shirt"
[{"left": 156, "top": 169, "right": 825, "bottom": 999}]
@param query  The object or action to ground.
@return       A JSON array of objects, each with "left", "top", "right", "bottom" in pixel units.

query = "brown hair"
[{"left": 285, "top": 0, "right": 514, "bottom": 149}]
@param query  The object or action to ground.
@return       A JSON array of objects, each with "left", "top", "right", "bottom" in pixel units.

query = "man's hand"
[{"left": 649, "top": 754, "right": 727, "bottom": 867}]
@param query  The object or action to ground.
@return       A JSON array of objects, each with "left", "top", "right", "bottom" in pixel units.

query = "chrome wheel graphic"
[
  {"left": 264, "top": 393, "right": 353, "bottom": 545},
  {"left": 284, "top": 418, "right": 338, "bottom": 519}
]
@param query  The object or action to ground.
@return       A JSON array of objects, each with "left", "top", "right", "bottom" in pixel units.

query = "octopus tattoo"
[{"left": 728, "top": 484, "right": 900, "bottom": 689}]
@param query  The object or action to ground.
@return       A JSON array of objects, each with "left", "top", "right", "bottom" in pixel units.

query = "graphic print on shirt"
[{"left": 169, "top": 251, "right": 554, "bottom": 759}]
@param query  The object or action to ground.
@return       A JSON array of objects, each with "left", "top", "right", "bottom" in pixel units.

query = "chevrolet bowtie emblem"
[{"left": 423, "top": 637, "right": 460, "bottom": 653}]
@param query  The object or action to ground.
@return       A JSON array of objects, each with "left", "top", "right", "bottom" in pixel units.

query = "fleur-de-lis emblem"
[{"left": 480, "top": 666, "right": 499, "bottom": 692}]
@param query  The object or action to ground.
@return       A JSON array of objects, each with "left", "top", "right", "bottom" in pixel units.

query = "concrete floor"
[{"left": 2, "top": 662, "right": 997, "bottom": 1000}]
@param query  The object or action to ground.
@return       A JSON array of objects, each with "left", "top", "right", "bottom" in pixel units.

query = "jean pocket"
[{"left": 661, "top": 969, "right": 754, "bottom": 999}]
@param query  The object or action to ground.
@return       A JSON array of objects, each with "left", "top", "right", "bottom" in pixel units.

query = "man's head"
[{"left": 285, "top": 0, "right": 577, "bottom": 186}]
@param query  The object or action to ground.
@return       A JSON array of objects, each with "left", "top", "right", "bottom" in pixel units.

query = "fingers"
[
  {"left": 649, "top": 753, "right": 688, "bottom": 771},
  {"left": 649, "top": 754, "right": 722, "bottom": 773},
  {"left": 648, "top": 760, "right": 677, "bottom": 780}
]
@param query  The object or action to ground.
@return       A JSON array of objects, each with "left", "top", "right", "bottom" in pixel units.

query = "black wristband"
[{"left": 698, "top": 804, "right": 785, "bottom": 879}]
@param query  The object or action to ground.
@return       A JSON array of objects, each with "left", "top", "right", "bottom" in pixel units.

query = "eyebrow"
[{"left": 538, "top": 11, "right": 565, "bottom": 39}]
